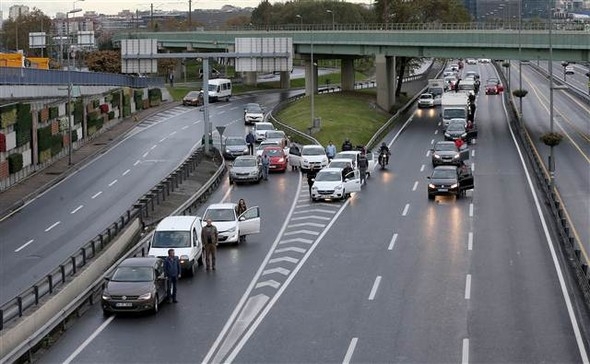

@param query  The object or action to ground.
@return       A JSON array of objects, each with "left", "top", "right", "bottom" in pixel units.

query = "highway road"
[
  {"left": 38, "top": 63, "right": 589, "bottom": 363},
  {"left": 506, "top": 60, "right": 590, "bottom": 264}
]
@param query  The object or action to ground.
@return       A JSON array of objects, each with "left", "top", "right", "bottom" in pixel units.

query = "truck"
[
  {"left": 440, "top": 92, "right": 469, "bottom": 128},
  {"left": 427, "top": 79, "right": 445, "bottom": 105}
]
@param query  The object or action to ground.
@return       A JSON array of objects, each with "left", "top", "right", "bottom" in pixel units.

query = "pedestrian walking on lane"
[
  {"left": 357, "top": 151, "right": 369, "bottom": 186},
  {"left": 261, "top": 153, "right": 270, "bottom": 180},
  {"left": 164, "top": 249, "right": 181, "bottom": 303},
  {"left": 246, "top": 131, "right": 256, "bottom": 155},
  {"left": 326, "top": 141, "right": 337, "bottom": 161},
  {"left": 201, "top": 219, "right": 219, "bottom": 271}
]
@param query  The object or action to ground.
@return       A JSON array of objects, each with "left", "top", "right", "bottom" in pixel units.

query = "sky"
[{"left": 0, "top": 0, "right": 264, "bottom": 17}]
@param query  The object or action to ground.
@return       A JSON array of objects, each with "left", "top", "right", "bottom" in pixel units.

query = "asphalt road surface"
[{"left": 38, "top": 63, "right": 589, "bottom": 363}]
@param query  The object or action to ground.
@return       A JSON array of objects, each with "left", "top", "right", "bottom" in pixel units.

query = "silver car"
[{"left": 229, "top": 155, "right": 263, "bottom": 184}]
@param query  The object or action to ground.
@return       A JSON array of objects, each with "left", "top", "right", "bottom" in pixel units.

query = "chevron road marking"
[
  {"left": 262, "top": 267, "right": 291, "bottom": 276},
  {"left": 268, "top": 256, "right": 299, "bottom": 264},
  {"left": 274, "top": 247, "right": 307, "bottom": 254},
  {"left": 283, "top": 229, "right": 320, "bottom": 236},
  {"left": 255, "top": 280, "right": 281, "bottom": 289},
  {"left": 290, "top": 215, "right": 331, "bottom": 221},
  {"left": 279, "top": 237, "right": 314, "bottom": 245},
  {"left": 292, "top": 208, "right": 336, "bottom": 215},
  {"left": 287, "top": 222, "right": 326, "bottom": 228}
]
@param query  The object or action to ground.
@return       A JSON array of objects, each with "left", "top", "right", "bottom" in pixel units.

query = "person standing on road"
[
  {"left": 342, "top": 138, "right": 353, "bottom": 151},
  {"left": 201, "top": 219, "right": 219, "bottom": 271},
  {"left": 325, "top": 141, "right": 337, "bottom": 161},
  {"left": 236, "top": 198, "right": 247, "bottom": 216},
  {"left": 261, "top": 153, "right": 270, "bottom": 180},
  {"left": 246, "top": 131, "right": 256, "bottom": 155},
  {"left": 164, "top": 249, "right": 181, "bottom": 303},
  {"left": 357, "top": 151, "right": 369, "bottom": 186},
  {"left": 307, "top": 168, "right": 318, "bottom": 197}
]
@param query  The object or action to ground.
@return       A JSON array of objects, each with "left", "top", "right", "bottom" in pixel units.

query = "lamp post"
[
  {"left": 66, "top": 7, "right": 82, "bottom": 165},
  {"left": 548, "top": 1, "right": 555, "bottom": 189},
  {"left": 518, "top": 0, "right": 523, "bottom": 121},
  {"left": 297, "top": 14, "right": 315, "bottom": 131},
  {"left": 296, "top": 14, "right": 303, "bottom": 29},
  {"left": 326, "top": 10, "right": 335, "bottom": 30}
]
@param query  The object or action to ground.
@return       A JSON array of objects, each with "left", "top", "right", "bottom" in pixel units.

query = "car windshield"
[
  {"left": 302, "top": 147, "right": 325, "bottom": 156},
  {"left": 111, "top": 266, "right": 154, "bottom": 282},
  {"left": 225, "top": 138, "right": 245, "bottom": 146},
  {"left": 443, "top": 109, "right": 466, "bottom": 118},
  {"left": 315, "top": 171, "right": 342, "bottom": 182},
  {"left": 334, "top": 153, "right": 355, "bottom": 161},
  {"left": 329, "top": 161, "right": 350, "bottom": 169},
  {"left": 256, "top": 124, "right": 274, "bottom": 131},
  {"left": 185, "top": 91, "right": 200, "bottom": 98},
  {"left": 264, "top": 149, "right": 282, "bottom": 156},
  {"left": 265, "top": 131, "right": 284, "bottom": 139},
  {"left": 152, "top": 231, "right": 191, "bottom": 248},
  {"left": 436, "top": 143, "right": 457, "bottom": 152},
  {"left": 204, "top": 208, "right": 235, "bottom": 222},
  {"left": 432, "top": 169, "right": 457, "bottom": 179},
  {"left": 420, "top": 94, "right": 433, "bottom": 99},
  {"left": 233, "top": 158, "right": 256, "bottom": 167},
  {"left": 447, "top": 124, "right": 465, "bottom": 132},
  {"left": 245, "top": 105, "right": 262, "bottom": 113}
]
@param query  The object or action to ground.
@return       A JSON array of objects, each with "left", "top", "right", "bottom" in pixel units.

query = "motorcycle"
[{"left": 379, "top": 151, "right": 388, "bottom": 169}]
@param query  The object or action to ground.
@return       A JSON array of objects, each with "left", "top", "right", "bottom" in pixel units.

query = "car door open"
[
  {"left": 238, "top": 206, "right": 261, "bottom": 236},
  {"left": 344, "top": 170, "right": 362, "bottom": 193}
]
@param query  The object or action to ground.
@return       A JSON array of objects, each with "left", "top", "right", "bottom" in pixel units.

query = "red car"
[
  {"left": 262, "top": 146, "right": 288, "bottom": 172},
  {"left": 485, "top": 78, "right": 504, "bottom": 95}
]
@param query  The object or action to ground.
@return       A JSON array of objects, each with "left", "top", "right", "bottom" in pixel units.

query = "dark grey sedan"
[
  {"left": 101, "top": 257, "right": 168, "bottom": 316},
  {"left": 431, "top": 141, "right": 462, "bottom": 167}
]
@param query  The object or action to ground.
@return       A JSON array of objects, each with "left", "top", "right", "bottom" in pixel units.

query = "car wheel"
[
  {"left": 152, "top": 295, "right": 159, "bottom": 314},
  {"left": 428, "top": 194, "right": 435, "bottom": 200}
]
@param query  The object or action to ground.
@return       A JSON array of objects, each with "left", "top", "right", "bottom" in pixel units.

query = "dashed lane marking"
[
  {"left": 274, "top": 247, "right": 307, "bottom": 254},
  {"left": 388, "top": 233, "right": 398, "bottom": 251},
  {"left": 122, "top": 169, "right": 130, "bottom": 176},
  {"left": 45, "top": 221, "right": 61, "bottom": 232},
  {"left": 343, "top": 338, "right": 359, "bottom": 364},
  {"left": 412, "top": 181, "right": 419, "bottom": 191},
  {"left": 287, "top": 222, "right": 326, "bottom": 228},
  {"left": 402, "top": 204, "right": 410, "bottom": 216},
  {"left": 108, "top": 179, "right": 118, "bottom": 187},
  {"left": 368, "top": 276, "right": 382, "bottom": 300},
  {"left": 15, "top": 239, "right": 34, "bottom": 252},
  {"left": 71, "top": 205, "right": 83, "bottom": 214},
  {"left": 283, "top": 229, "right": 320, "bottom": 236},
  {"left": 91, "top": 191, "right": 102, "bottom": 199}
]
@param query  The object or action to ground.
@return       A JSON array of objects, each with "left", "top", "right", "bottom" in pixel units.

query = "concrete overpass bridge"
[{"left": 114, "top": 23, "right": 590, "bottom": 110}]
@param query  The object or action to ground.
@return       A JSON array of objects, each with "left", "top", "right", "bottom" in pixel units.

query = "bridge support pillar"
[
  {"left": 243, "top": 71, "right": 257, "bottom": 86},
  {"left": 375, "top": 54, "right": 396, "bottom": 112},
  {"left": 279, "top": 71, "right": 291, "bottom": 89},
  {"left": 304, "top": 59, "right": 318, "bottom": 96},
  {"left": 341, "top": 58, "right": 355, "bottom": 91}
]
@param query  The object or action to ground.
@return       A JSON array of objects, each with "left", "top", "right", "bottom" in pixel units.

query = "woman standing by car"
[{"left": 236, "top": 199, "right": 248, "bottom": 242}]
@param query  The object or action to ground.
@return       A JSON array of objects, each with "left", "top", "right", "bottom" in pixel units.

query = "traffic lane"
[
  {"left": 39, "top": 170, "right": 302, "bottom": 363},
  {"left": 541, "top": 61, "right": 588, "bottom": 92},
  {"left": 234, "top": 107, "right": 472, "bottom": 362},
  {"left": 0, "top": 111, "right": 206, "bottom": 302},
  {"left": 468, "top": 83, "right": 586, "bottom": 362}
]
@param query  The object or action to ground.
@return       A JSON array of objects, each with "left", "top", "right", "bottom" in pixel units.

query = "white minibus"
[{"left": 208, "top": 78, "right": 232, "bottom": 102}]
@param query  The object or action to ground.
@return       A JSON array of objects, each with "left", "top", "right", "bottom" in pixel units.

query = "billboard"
[
  {"left": 235, "top": 37, "right": 292, "bottom": 72},
  {"left": 120, "top": 39, "right": 158, "bottom": 74}
]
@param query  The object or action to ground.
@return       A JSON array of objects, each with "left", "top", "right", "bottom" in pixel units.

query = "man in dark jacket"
[
  {"left": 246, "top": 131, "right": 256, "bottom": 155},
  {"left": 307, "top": 168, "right": 318, "bottom": 197},
  {"left": 201, "top": 219, "right": 219, "bottom": 271},
  {"left": 341, "top": 164, "right": 353, "bottom": 181},
  {"left": 164, "top": 249, "right": 181, "bottom": 303},
  {"left": 341, "top": 138, "right": 353, "bottom": 151},
  {"left": 357, "top": 151, "right": 369, "bottom": 185}
]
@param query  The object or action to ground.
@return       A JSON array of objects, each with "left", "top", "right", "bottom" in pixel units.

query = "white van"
[
  {"left": 148, "top": 216, "right": 203, "bottom": 277},
  {"left": 208, "top": 78, "right": 232, "bottom": 102}
]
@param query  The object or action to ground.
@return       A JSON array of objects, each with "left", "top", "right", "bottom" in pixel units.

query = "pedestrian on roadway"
[
  {"left": 261, "top": 153, "right": 270, "bottom": 180},
  {"left": 341, "top": 138, "right": 353, "bottom": 151},
  {"left": 164, "top": 248, "right": 181, "bottom": 303},
  {"left": 246, "top": 131, "right": 256, "bottom": 155},
  {"left": 235, "top": 198, "right": 248, "bottom": 242},
  {"left": 307, "top": 168, "right": 318, "bottom": 197},
  {"left": 325, "top": 141, "right": 337, "bottom": 161},
  {"left": 357, "top": 150, "right": 369, "bottom": 186},
  {"left": 201, "top": 219, "right": 219, "bottom": 271}
]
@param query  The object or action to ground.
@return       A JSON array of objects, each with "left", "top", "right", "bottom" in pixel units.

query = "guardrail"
[
  {"left": 497, "top": 64, "right": 590, "bottom": 310},
  {"left": 1, "top": 147, "right": 226, "bottom": 363}
]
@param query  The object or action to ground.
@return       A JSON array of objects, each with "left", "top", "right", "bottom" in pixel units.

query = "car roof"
[
  {"left": 263, "top": 146, "right": 283, "bottom": 150},
  {"left": 330, "top": 158, "right": 353, "bottom": 163},
  {"left": 434, "top": 165, "right": 457, "bottom": 171},
  {"left": 435, "top": 141, "right": 456, "bottom": 146},
  {"left": 155, "top": 216, "right": 200, "bottom": 231},
  {"left": 302, "top": 145, "right": 324, "bottom": 149},
  {"left": 235, "top": 155, "right": 258, "bottom": 161},
  {"left": 206, "top": 203, "right": 237, "bottom": 209},
  {"left": 119, "top": 257, "right": 161, "bottom": 267}
]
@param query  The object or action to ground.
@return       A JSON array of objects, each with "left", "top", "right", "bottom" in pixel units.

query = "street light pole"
[
  {"left": 326, "top": 10, "right": 334, "bottom": 30},
  {"left": 66, "top": 8, "right": 82, "bottom": 165},
  {"left": 548, "top": 1, "right": 555, "bottom": 190},
  {"left": 297, "top": 14, "right": 315, "bottom": 130},
  {"left": 518, "top": 0, "right": 523, "bottom": 120}
]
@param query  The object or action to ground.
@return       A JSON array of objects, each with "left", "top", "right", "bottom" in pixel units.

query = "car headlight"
[
  {"left": 278, "top": 158, "right": 285, "bottom": 163},
  {"left": 226, "top": 226, "right": 236, "bottom": 233},
  {"left": 138, "top": 292, "right": 152, "bottom": 300},
  {"left": 452, "top": 154, "right": 460, "bottom": 160},
  {"left": 433, "top": 154, "right": 441, "bottom": 159},
  {"left": 450, "top": 183, "right": 459, "bottom": 189},
  {"left": 428, "top": 183, "right": 435, "bottom": 189},
  {"left": 335, "top": 185, "right": 343, "bottom": 190},
  {"left": 243, "top": 148, "right": 249, "bottom": 153},
  {"left": 249, "top": 170, "right": 258, "bottom": 176},
  {"left": 180, "top": 255, "right": 189, "bottom": 262},
  {"left": 225, "top": 149, "right": 231, "bottom": 153},
  {"left": 102, "top": 291, "right": 111, "bottom": 300},
  {"left": 302, "top": 159, "right": 309, "bottom": 164}
]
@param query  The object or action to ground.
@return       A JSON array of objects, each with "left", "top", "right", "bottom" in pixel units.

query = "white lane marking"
[
  {"left": 220, "top": 184, "right": 234, "bottom": 203},
  {"left": 150, "top": 145, "right": 157, "bottom": 150},
  {"left": 63, "top": 315, "right": 115, "bottom": 364},
  {"left": 471, "top": 162, "right": 475, "bottom": 172},
  {"left": 287, "top": 222, "right": 325, "bottom": 228},
  {"left": 15, "top": 239, "right": 34, "bottom": 252},
  {"left": 159, "top": 137, "right": 166, "bottom": 143},
  {"left": 431, "top": 139, "right": 435, "bottom": 145},
  {"left": 290, "top": 215, "right": 331, "bottom": 221},
  {"left": 462, "top": 338, "right": 469, "bottom": 364},
  {"left": 181, "top": 125, "right": 189, "bottom": 130},
  {"left": 268, "top": 256, "right": 299, "bottom": 264},
  {"left": 142, "top": 152, "right": 149, "bottom": 158},
  {"left": 434, "top": 129, "right": 439, "bottom": 135},
  {"left": 108, "top": 179, "right": 118, "bottom": 187},
  {"left": 471, "top": 149, "right": 475, "bottom": 157},
  {"left": 468, "top": 232, "right": 473, "bottom": 251},
  {"left": 71, "top": 205, "right": 84, "bottom": 214},
  {"left": 469, "top": 203, "right": 474, "bottom": 217},
  {"left": 343, "top": 337, "right": 358, "bottom": 364},
  {"left": 91, "top": 191, "right": 102, "bottom": 199},
  {"left": 420, "top": 164, "right": 425, "bottom": 172},
  {"left": 45, "top": 221, "right": 61, "bottom": 232},
  {"left": 122, "top": 169, "right": 130, "bottom": 176},
  {"left": 193, "top": 121, "right": 199, "bottom": 124},
  {"left": 262, "top": 267, "right": 290, "bottom": 276},
  {"left": 134, "top": 160, "right": 140, "bottom": 166},
  {"left": 465, "top": 274, "right": 471, "bottom": 299},
  {"left": 388, "top": 233, "right": 398, "bottom": 251},
  {"left": 412, "top": 181, "right": 418, "bottom": 191},
  {"left": 169, "top": 131, "right": 177, "bottom": 136},
  {"left": 425, "top": 150, "right": 431, "bottom": 157},
  {"left": 500, "top": 91, "right": 589, "bottom": 362},
  {"left": 402, "top": 203, "right": 410, "bottom": 216},
  {"left": 219, "top": 110, "right": 226, "bottom": 114},
  {"left": 368, "top": 276, "right": 382, "bottom": 300}
]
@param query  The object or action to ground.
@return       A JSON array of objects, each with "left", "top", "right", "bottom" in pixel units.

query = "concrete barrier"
[{"left": 0, "top": 218, "right": 141, "bottom": 363}]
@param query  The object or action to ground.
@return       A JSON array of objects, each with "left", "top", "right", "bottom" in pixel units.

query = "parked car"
[
  {"left": 101, "top": 257, "right": 168, "bottom": 316},
  {"left": 252, "top": 122, "right": 275, "bottom": 142},
  {"left": 449, "top": 63, "right": 460, "bottom": 72},
  {"left": 228, "top": 155, "right": 263, "bottom": 184},
  {"left": 333, "top": 150, "right": 376, "bottom": 177},
  {"left": 311, "top": 167, "right": 361, "bottom": 201},
  {"left": 222, "top": 136, "right": 249, "bottom": 160},
  {"left": 328, "top": 158, "right": 354, "bottom": 170},
  {"left": 418, "top": 93, "right": 435, "bottom": 108},
  {"left": 182, "top": 90, "right": 203, "bottom": 106},
  {"left": 262, "top": 146, "right": 288, "bottom": 172},
  {"left": 478, "top": 58, "right": 491, "bottom": 63},
  {"left": 431, "top": 141, "right": 464, "bottom": 166},
  {"left": 264, "top": 130, "right": 289, "bottom": 149},
  {"left": 202, "top": 203, "right": 261, "bottom": 244},
  {"left": 244, "top": 103, "right": 264, "bottom": 125},
  {"left": 565, "top": 65, "right": 575, "bottom": 75},
  {"left": 297, "top": 145, "right": 329, "bottom": 172},
  {"left": 427, "top": 165, "right": 474, "bottom": 199}
]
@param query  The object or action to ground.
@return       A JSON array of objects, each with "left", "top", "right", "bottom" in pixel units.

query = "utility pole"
[
  {"left": 188, "top": 0, "right": 192, "bottom": 29},
  {"left": 151, "top": 3, "right": 154, "bottom": 30}
]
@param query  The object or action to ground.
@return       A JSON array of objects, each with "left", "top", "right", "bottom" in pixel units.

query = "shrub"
[
  {"left": 7, "top": 153, "right": 23, "bottom": 173},
  {"left": 92, "top": 99, "right": 100, "bottom": 108},
  {"left": 16, "top": 103, "right": 32, "bottom": 147},
  {"left": 512, "top": 89, "right": 528, "bottom": 98},
  {"left": 74, "top": 99, "right": 84, "bottom": 125},
  {"left": 108, "top": 111, "right": 115, "bottom": 120},
  {"left": 49, "top": 106, "right": 59, "bottom": 119},
  {"left": 111, "top": 91, "right": 121, "bottom": 108},
  {"left": 540, "top": 132, "right": 563, "bottom": 147}
]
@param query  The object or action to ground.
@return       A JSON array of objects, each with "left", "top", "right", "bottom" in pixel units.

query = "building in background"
[{"left": 8, "top": 5, "right": 29, "bottom": 20}]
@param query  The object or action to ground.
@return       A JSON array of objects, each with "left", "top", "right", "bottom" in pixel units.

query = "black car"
[
  {"left": 101, "top": 257, "right": 168, "bottom": 315},
  {"left": 431, "top": 141, "right": 465, "bottom": 166},
  {"left": 444, "top": 123, "right": 477, "bottom": 143},
  {"left": 427, "top": 165, "right": 474, "bottom": 199}
]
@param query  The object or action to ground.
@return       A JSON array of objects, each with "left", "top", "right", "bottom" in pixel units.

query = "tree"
[
  {"left": 0, "top": 8, "right": 52, "bottom": 56},
  {"left": 224, "top": 15, "right": 252, "bottom": 29},
  {"left": 85, "top": 50, "right": 121, "bottom": 73}
]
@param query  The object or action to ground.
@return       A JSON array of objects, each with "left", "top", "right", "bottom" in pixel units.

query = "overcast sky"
[{"left": 0, "top": 0, "right": 262, "bottom": 17}]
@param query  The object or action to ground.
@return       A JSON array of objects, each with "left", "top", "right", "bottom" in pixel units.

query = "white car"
[
  {"left": 202, "top": 203, "right": 261, "bottom": 244},
  {"left": 565, "top": 65, "right": 575, "bottom": 75},
  {"left": 418, "top": 93, "right": 435, "bottom": 108},
  {"left": 297, "top": 145, "right": 328, "bottom": 172},
  {"left": 466, "top": 58, "right": 477, "bottom": 65},
  {"left": 328, "top": 158, "right": 354, "bottom": 170},
  {"left": 334, "top": 150, "right": 376, "bottom": 177},
  {"left": 478, "top": 58, "right": 491, "bottom": 63},
  {"left": 244, "top": 103, "right": 264, "bottom": 125},
  {"left": 252, "top": 122, "right": 275, "bottom": 142},
  {"left": 311, "top": 167, "right": 361, "bottom": 201}
]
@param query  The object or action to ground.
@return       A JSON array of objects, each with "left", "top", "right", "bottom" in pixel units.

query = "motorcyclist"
[{"left": 379, "top": 142, "right": 390, "bottom": 165}]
